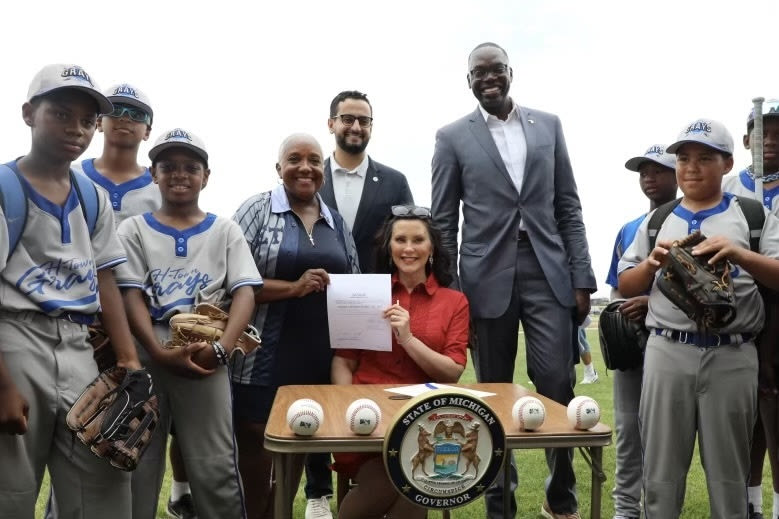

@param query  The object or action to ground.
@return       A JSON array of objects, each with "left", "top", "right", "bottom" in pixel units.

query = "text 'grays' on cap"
[
  {"left": 666, "top": 119, "right": 734, "bottom": 155},
  {"left": 27, "top": 64, "right": 113, "bottom": 114},
  {"left": 625, "top": 144, "right": 676, "bottom": 172},
  {"left": 148, "top": 128, "right": 208, "bottom": 164}
]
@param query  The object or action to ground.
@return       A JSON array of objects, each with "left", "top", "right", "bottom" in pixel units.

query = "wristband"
[{"left": 212, "top": 341, "right": 228, "bottom": 366}]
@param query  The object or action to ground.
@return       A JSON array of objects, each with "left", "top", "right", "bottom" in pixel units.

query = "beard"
[{"left": 336, "top": 132, "right": 369, "bottom": 155}]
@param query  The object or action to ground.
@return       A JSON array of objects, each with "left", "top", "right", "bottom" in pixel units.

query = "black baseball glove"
[
  {"left": 656, "top": 231, "right": 737, "bottom": 331},
  {"left": 598, "top": 300, "right": 647, "bottom": 371}
]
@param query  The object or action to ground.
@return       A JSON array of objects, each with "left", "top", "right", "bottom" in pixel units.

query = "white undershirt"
[{"left": 330, "top": 154, "right": 369, "bottom": 231}]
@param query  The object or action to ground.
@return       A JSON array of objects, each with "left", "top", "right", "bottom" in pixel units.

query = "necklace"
[
  {"left": 747, "top": 165, "right": 779, "bottom": 183},
  {"left": 305, "top": 225, "right": 315, "bottom": 247}
]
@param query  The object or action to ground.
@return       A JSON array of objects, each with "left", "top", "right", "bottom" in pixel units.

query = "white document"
[
  {"left": 384, "top": 383, "right": 496, "bottom": 398},
  {"left": 327, "top": 274, "right": 392, "bottom": 351}
]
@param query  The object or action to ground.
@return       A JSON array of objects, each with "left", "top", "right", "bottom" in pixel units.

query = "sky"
[{"left": 3, "top": 0, "right": 778, "bottom": 297}]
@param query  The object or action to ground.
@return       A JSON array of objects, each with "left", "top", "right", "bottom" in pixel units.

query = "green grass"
[{"left": 35, "top": 329, "right": 772, "bottom": 517}]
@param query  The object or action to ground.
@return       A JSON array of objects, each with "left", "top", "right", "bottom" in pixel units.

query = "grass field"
[{"left": 35, "top": 328, "right": 772, "bottom": 517}]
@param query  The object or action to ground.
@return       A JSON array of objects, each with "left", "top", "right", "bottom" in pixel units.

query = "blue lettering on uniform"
[
  {"left": 149, "top": 267, "right": 212, "bottom": 297},
  {"left": 16, "top": 258, "right": 97, "bottom": 296},
  {"left": 60, "top": 66, "right": 94, "bottom": 86}
]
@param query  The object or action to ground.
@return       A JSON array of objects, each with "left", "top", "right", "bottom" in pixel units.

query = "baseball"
[
  {"left": 567, "top": 396, "right": 600, "bottom": 430},
  {"left": 345, "top": 398, "right": 382, "bottom": 435},
  {"left": 287, "top": 399, "right": 324, "bottom": 436},
  {"left": 512, "top": 396, "right": 546, "bottom": 431}
]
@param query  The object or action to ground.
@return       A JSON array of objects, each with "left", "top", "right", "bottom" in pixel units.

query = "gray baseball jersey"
[
  {"left": 72, "top": 159, "right": 161, "bottom": 226},
  {"left": 114, "top": 213, "right": 262, "bottom": 320},
  {"left": 0, "top": 160, "right": 125, "bottom": 317},
  {"left": 723, "top": 168, "right": 779, "bottom": 215},
  {"left": 619, "top": 193, "right": 779, "bottom": 334}
]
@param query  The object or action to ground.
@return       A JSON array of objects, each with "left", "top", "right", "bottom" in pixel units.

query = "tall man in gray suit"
[
  {"left": 306, "top": 90, "right": 413, "bottom": 519},
  {"left": 320, "top": 90, "right": 414, "bottom": 272},
  {"left": 432, "top": 42, "right": 596, "bottom": 519}
]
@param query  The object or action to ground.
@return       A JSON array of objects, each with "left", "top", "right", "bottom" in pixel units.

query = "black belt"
[
  {"left": 653, "top": 328, "right": 753, "bottom": 348},
  {"left": 59, "top": 311, "right": 96, "bottom": 325}
]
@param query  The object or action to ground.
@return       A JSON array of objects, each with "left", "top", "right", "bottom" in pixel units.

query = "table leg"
[
  {"left": 503, "top": 449, "right": 512, "bottom": 519},
  {"left": 273, "top": 452, "right": 295, "bottom": 519},
  {"left": 589, "top": 446, "right": 603, "bottom": 519}
]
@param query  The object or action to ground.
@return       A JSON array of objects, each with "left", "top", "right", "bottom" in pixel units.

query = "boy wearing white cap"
[
  {"left": 606, "top": 144, "right": 677, "bottom": 519},
  {"left": 0, "top": 64, "right": 142, "bottom": 518},
  {"left": 115, "top": 129, "right": 262, "bottom": 518},
  {"left": 71, "top": 83, "right": 160, "bottom": 223},
  {"left": 724, "top": 100, "right": 779, "bottom": 519},
  {"left": 619, "top": 119, "right": 779, "bottom": 518}
]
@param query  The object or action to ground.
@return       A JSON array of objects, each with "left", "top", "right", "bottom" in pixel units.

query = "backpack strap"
[
  {"left": 734, "top": 196, "right": 765, "bottom": 253},
  {"left": 0, "top": 163, "right": 29, "bottom": 260},
  {"left": 647, "top": 197, "right": 682, "bottom": 250},
  {"left": 70, "top": 169, "right": 99, "bottom": 237},
  {"left": 648, "top": 196, "right": 764, "bottom": 253}
]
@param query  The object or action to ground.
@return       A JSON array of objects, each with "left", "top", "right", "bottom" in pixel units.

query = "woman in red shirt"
[{"left": 332, "top": 205, "right": 470, "bottom": 519}]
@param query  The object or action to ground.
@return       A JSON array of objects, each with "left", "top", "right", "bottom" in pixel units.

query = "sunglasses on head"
[
  {"left": 391, "top": 205, "right": 431, "bottom": 218},
  {"left": 106, "top": 104, "right": 151, "bottom": 124}
]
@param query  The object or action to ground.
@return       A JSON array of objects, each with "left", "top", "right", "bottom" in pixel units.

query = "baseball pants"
[
  {"left": 0, "top": 310, "right": 131, "bottom": 519},
  {"left": 639, "top": 334, "right": 757, "bottom": 519},
  {"left": 130, "top": 328, "right": 246, "bottom": 519},
  {"left": 612, "top": 366, "right": 643, "bottom": 518}
]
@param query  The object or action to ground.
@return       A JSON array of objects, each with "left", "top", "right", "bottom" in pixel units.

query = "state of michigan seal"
[{"left": 383, "top": 389, "right": 505, "bottom": 510}]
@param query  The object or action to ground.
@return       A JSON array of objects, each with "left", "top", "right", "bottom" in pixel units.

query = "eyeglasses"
[
  {"left": 391, "top": 205, "right": 431, "bottom": 218},
  {"left": 332, "top": 114, "right": 373, "bottom": 127},
  {"left": 469, "top": 64, "right": 509, "bottom": 79},
  {"left": 106, "top": 104, "right": 150, "bottom": 124}
]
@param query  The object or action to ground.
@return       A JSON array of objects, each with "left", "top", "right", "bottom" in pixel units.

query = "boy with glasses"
[
  {"left": 71, "top": 83, "right": 160, "bottom": 221},
  {"left": 312, "top": 90, "right": 413, "bottom": 519}
]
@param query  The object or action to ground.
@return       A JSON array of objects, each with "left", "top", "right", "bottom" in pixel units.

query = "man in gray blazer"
[
  {"left": 320, "top": 90, "right": 414, "bottom": 273},
  {"left": 432, "top": 42, "right": 596, "bottom": 519}
]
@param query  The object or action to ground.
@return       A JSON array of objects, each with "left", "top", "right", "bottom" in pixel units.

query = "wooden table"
[{"left": 265, "top": 383, "right": 612, "bottom": 518}]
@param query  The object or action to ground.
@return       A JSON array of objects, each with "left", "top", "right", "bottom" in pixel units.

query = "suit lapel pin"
[
  {"left": 372, "top": 176, "right": 379, "bottom": 182},
  {"left": 528, "top": 119, "right": 534, "bottom": 124}
]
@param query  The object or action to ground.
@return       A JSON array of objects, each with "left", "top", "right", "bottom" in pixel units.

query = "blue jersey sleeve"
[{"left": 605, "top": 214, "right": 647, "bottom": 289}]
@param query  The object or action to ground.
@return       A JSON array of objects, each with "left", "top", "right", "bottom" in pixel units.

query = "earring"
[{"left": 429, "top": 255, "right": 434, "bottom": 266}]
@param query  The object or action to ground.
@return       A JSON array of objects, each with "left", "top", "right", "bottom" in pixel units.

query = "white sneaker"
[
  {"left": 305, "top": 496, "right": 333, "bottom": 519},
  {"left": 581, "top": 370, "right": 598, "bottom": 384}
]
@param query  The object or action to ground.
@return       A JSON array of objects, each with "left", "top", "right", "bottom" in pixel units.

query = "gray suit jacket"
[
  {"left": 431, "top": 106, "right": 596, "bottom": 319},
  {"left": 320, "top": 157, "right": 413, "bottom": 272}
]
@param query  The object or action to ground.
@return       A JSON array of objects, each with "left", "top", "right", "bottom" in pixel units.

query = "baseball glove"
[
  {"left": 88, "top": 323, "right": 116, "bottom": 372},
  {"left": 66, "top": 367, "right": 158, "bottom": 471},
  {"left": 656, "top": 231, "right": 737, "bottom": 330},
  {"left": 166, "top": 303, "right": 261, "bottom": 355},
  {"left": 597, "top": 300, "right": 647, "bottom": 371}
]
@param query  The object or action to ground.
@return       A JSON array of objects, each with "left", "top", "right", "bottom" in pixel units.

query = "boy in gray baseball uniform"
[
  {"left": 72, "top": 83, "right": 161, "bottom": 223},
  {"left": 606, "top": 144, "right": 677, "bottom": 519},
  {"left": 0, "top": 64, "right": 143, "bottom": 519},
  {"left": 723, "top": 100, "right": 779, "bottom": 519},
  {"left": 115, "top": 128, "right": 262, "bottom": 518},
  {"left": 619, "top": 119, "right": 779, "bottom": 518}
]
